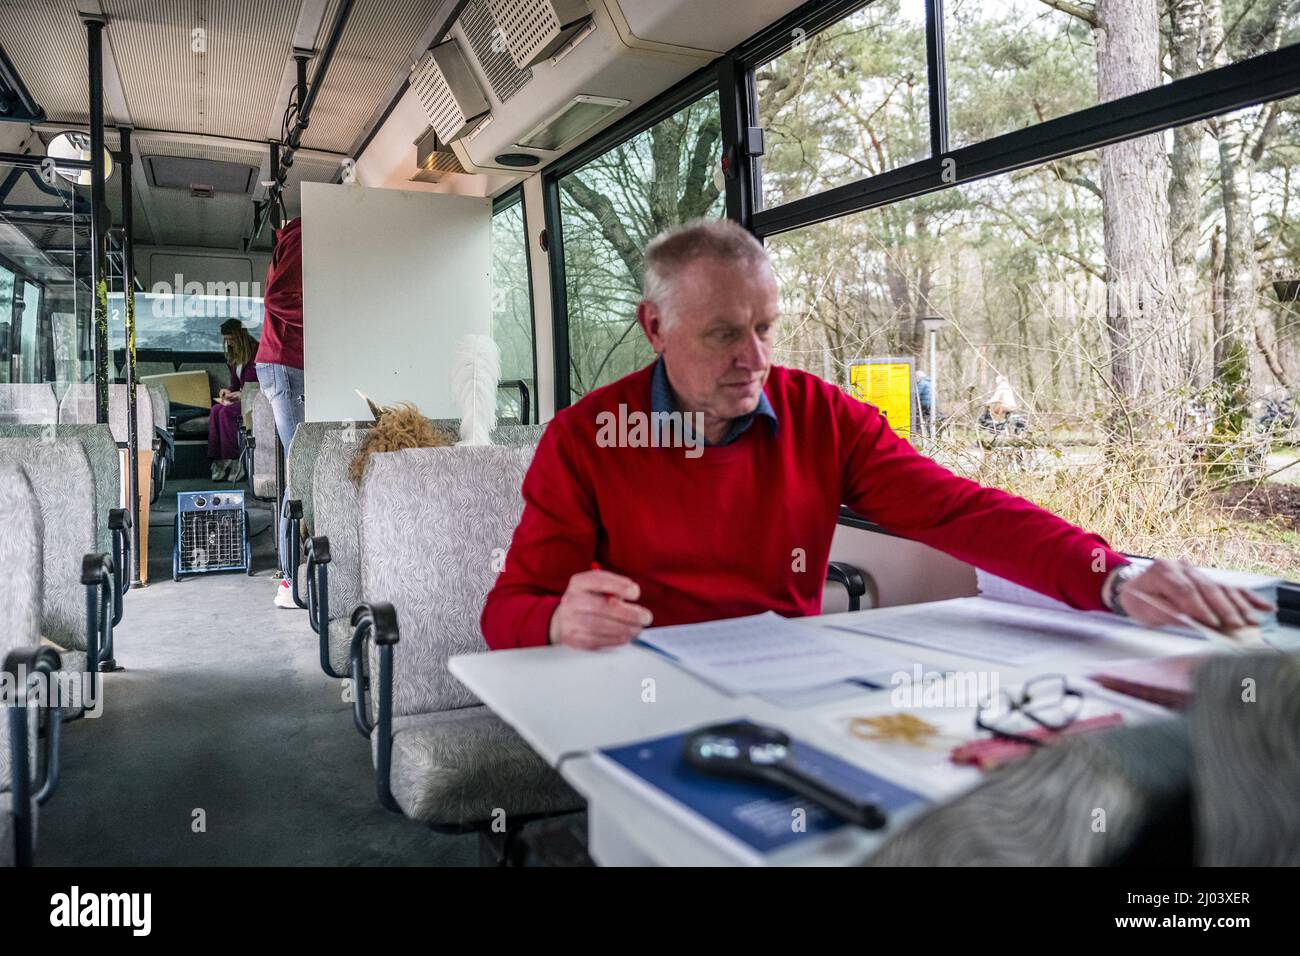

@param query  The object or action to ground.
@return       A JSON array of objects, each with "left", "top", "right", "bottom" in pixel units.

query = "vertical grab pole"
[
  {"left": 120, "top": 126, "right": 142, "bottom": 587},
  {"left": 84, "top": 13, "right": 110, "bottom": 425}
]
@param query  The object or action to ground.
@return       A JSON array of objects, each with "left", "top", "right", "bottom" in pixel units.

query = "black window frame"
[{"left": 491, "top": 184, "right": 539, "bottom": 424}]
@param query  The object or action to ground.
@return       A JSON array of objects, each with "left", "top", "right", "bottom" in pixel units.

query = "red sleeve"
[
  {"left": 831, "top": 385, "right": 1126, "bottom": 610},
  {"left": 264, "top": 222, "right": 303, "bottom": 329},
  {"left": 480, "top": 416, "right": 600, "bottom": 649}
]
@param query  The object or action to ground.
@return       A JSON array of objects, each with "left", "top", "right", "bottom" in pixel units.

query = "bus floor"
[{"left": 36, "top": 478, "right": 477, "bottom": 866}]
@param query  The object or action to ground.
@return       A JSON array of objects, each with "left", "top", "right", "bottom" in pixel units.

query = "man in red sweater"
[{"left": 481, "top": 220, "right": 1271, "bottom": 650}]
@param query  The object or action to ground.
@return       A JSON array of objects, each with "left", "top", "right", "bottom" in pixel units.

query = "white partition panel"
[{"left": 301, "top": 182, "right": 491, "bottom": 422}]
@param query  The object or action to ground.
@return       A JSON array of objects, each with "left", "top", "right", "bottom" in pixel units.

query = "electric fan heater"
[{"left": 173, "top": 490, "right": 253, "bottom": 581}]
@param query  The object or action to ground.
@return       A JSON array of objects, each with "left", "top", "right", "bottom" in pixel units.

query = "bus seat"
[
  {"left": 287, "top": 421, "right": 373, "bottom": 537},
  {"left": 0, "top": 467, "right": 61, "bottom": 867},
  {"left": 58, "top": 383, "right": 156, "bottom": 445},
  {"left": 59, "top": 384, "right": 160, "bottom": 504},
  {"left": 0, "top": 442, "right": 110, "bottom": 715},
  {"left": 306, "top": 422, "right": 547, "bottom": 676},
  {"left": 0, "top": 425, "right": 122, "bottom": 559},
  {"left": 309, "top": 431, "right": 370, "bottom": 675},
  {"left": 241, "top": 384, "right": 276, "bottom": 500},
  {"left": 352, "top": 445, "right": 581, "bottom": 833},
  {"left": 0, "top": 384, "right": 58, "bottom": 425},
  {"left": 145, "top": 385, "right": 173, "bottom": 502}
]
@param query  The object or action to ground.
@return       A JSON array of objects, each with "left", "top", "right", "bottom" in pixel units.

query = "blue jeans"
[
  {"left": 256, "top": 362, "right": 305, "bottom": 451},
  {"left": 257, "top": 362, "right": 305, "bottom": 573}
]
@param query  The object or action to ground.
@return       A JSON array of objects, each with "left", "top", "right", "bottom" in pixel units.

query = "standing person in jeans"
[{"left": 256, "top": 217, "right": 305, "bottom": 608}]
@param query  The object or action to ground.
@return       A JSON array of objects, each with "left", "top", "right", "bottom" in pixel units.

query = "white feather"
[{"left": 450, "top": 334, "right": 500, "bottom": 446}]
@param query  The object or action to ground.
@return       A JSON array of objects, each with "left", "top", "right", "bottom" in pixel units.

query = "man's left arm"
[
  {"left": 836, "top": 394, "right": 1121, "bottom": 610},
  {"left": 835, "top": 393, "right": 1273, "bottom": 630}
]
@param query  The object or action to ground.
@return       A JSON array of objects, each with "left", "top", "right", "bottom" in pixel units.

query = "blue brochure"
[{"left": 596, "top": 726, "right": 927, "bottom": 861}]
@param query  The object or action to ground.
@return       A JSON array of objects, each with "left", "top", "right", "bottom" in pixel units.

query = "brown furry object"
[{"left": 349, "top": 402, "right": 454, "bottom": 484}]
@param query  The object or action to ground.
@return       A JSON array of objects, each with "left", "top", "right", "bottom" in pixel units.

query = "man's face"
[{"left": 638, "top": 256, "right": 780, "bottom": 424}]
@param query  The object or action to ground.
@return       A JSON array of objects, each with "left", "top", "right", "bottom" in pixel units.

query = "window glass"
[
  {"left": 766, "top": 96, "right": 1300, "bottom": 575},
  {"left": 757, "top": 0, "right": 930, "bottom": 209},
  {"left": 0, "top": 265, "right": 13, "bottom": 385},
  {"left": 20, "top": 281, "right": 40, "bottom": 383},
  {"left": 107, "top": 292, "right": 264, "bottom": 352},
  {"left": 492, "top": 195, "right": 537, "bottom": 424},
  {"left": 945, "top": 0, "right": 1300, "bottom": 147},
  {"left": 559, "top": 92, "right": 725, "bottom": 401}
]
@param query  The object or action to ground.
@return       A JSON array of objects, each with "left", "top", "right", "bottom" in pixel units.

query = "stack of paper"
[{"left": 636, "top": 611, "right": 913, "bottom": 695}]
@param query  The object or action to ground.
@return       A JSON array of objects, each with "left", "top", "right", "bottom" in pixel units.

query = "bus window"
[
  {"left": 756, "top": 0, "right": 929, "bottom": 209},
  {"left": 0, "top": 264, "right": 12, "bottom": 384},
  {"left": 766, "top": 95, "right": 1300, "bottom": 579},
  {"left": 19, "top": 280, "right": 41, "bottom": 384},
  {"left": 557, "top": 92, "right": 725, "bottom": 402},
  {"left": 492, "top": 192, "right": 537, "bottom": 424}
]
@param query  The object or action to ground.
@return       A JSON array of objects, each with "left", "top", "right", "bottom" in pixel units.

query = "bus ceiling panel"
[
  {"left": 0, "top": 1, "right": 94, "bottom": 126},
  {"left": 99, "top": 0, "right": 299, "bottom": 141},
  {"left": 296, "top": 0, "right": 448, "bottom": 156}
]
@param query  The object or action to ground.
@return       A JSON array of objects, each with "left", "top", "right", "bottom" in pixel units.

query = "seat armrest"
[
  {"left": 349, "top": 602, "right": 400, "bottom": 814},
  {"left": 4, "top": 646, "right": 64, "bottom": 866},
  {"left": 305, "top": 536, "right": 343, "bottom": 677},
  {"left": 107, "top": 509, "right": 131, "bottom": 615},
  {"left": 284, "top": 499, "right": 306, "bottom": 609},
  {"left": 81, "top": 553, "right": 115, "bottom": 685},
  {"left": 826, "top": 561, "right": 873, "bottom": 613}
]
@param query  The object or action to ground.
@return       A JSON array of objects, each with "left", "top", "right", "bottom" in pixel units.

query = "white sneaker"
[
  {"left": 274, "top": 578, "right": 297, "bottom": 609},
  {"left": 210, "top": 460, "right": 227, "bottom": 481}
]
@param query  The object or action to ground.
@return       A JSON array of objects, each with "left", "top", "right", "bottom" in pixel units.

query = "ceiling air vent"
[
  {"left": 411, "top": 126, "right": 466, "bottom": 183},
  {"left": 411, "top": 39, "right": 491, "bottom": 143},
  {"left": 516, "top": 94, "right": 628, "bottom": 152},
  {"left": 485, "top": 0, "right": 592, "bottom": 69},
  {"left": 144, "top": 155, "right": 256, "bottom": 194},
  {"left": 460, "top": 0, "right": 533, "bottom": 104}
]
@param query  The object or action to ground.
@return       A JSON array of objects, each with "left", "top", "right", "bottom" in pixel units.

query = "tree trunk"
[
  {"left": 1166, "top": 0, "right": 1205, "bottom": 382},
  {"left": 1095, "top": 0, "right": 1182, "bottom": 440},
  {"left": 1204, "top": 0, "right": 1256, "bottom": 435}
]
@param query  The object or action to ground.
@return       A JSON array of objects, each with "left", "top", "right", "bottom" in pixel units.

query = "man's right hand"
[{"left": 548, "top": 568, "right": 653, "bottom": 650}]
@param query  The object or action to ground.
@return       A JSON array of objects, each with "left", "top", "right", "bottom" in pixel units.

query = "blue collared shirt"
[{"left": 650, "top": 356, "right": 779, "bottom": 447}]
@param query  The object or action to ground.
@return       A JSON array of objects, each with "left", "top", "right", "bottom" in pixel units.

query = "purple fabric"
[
  {"left": 208, "top": 401, "right": 243, "bottom": 460},
  {"left": 207, "top": 350, "right": 260, "bottom": 460}
]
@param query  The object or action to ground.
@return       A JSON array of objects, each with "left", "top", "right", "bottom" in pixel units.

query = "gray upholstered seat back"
[
  {"left": 0, "top": 384, "right": 58, "bottom": 424},
  {"left": 0, "top": 425, "right": 119, "bottom": 554},
  {"left": 312, "top": 431, "right": 367, "bottom": 624},
  {"left": 287, "top": 421, "right": 371, "bottom": 533},
  {"left": 247, "top": 385, "right": 277, "bottom": 498},
  {"left": 360, "top": 444, "right": 535, "bottom": 719},
  {"left": 145, "top": 384, "right": 169, "bottom": 432},
  {"left": 0, "top": 441, "right": 95, "bottom": 649},
  {"left": 58, "top": 383, "right": 154, "bottom": 444},
  {"left": 0, "top": 465, "right": 44, "bottom": 795}
]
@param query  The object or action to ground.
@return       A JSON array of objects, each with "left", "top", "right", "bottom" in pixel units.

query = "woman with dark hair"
[{"left": 208, "top": 318, "right": 259, "bottom": 481}]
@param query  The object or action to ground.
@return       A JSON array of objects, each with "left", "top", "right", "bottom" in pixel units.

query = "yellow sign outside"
[{"left": 849, "top": 360, "right": 914, "bottom": 440}]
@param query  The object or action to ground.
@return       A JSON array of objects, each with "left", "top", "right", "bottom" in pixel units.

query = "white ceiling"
[{"left": 1, "top": 0, "right": 449, "bottom": 251}]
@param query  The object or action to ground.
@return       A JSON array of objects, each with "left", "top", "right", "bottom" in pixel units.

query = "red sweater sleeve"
[
  {"left": 831, "top": 385, "right": 1126, "bottom": 610},
  {"left": 481, "top": 418, "right": 599, "bottom": 649}
]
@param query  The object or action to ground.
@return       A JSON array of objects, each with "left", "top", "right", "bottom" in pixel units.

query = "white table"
[{"left": 449, "top": 599, "right": 1283, "bottom": 865}]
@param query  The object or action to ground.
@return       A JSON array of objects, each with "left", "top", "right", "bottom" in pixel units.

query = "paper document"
[
  {"left": 976, "top": 565, "right": 1281, "bottom": 636},
  {"left": 830, "top": 600, "right": 1120, "bottom": 666},
  {"left": 637, "top": 611, "right": 904, "bottom": 694}
]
